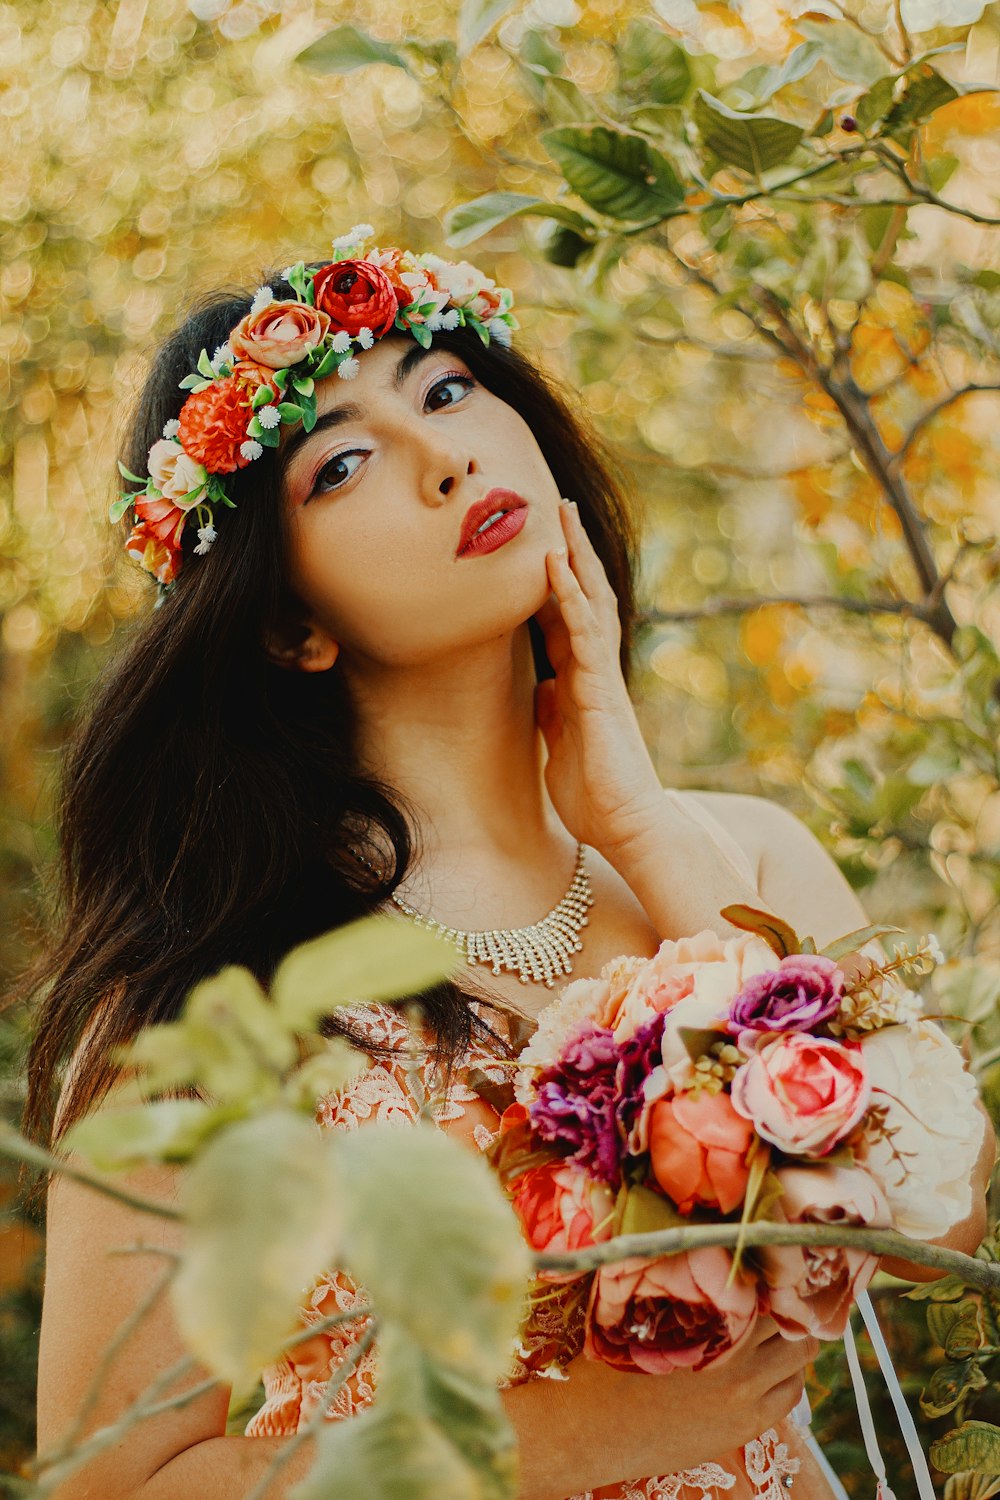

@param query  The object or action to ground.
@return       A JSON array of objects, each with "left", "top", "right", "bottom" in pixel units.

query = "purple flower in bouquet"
[
  {"left": 531, "top": 1024, "right": 622, "bottom": 1186},
  {"left": 727, "top": 954, "right": 845, "bottom": 1051},
  {"left": 615, "top": 1009, "right": 668, "bottom": 1156}
]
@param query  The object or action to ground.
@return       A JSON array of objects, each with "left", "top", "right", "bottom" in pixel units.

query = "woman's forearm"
[
  {"left": 135, "top": 1432, "right": 319, "bottom": 1500},
  {"left": 598, "top": 796, "right": 771, "bottom": 940}
]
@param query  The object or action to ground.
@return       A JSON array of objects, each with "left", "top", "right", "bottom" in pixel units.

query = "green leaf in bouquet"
[
  {"left": 108, "top": 494, "right": 133, "bottom": 524},
  {"left": 196, "top": 348, "right": 215, "bottom": 379},
  {"left": 337, "top": 1123, "right": 530, "bottom": 1380},
  {"left": 615, "top": 1180, "right": 688, "bottom": 1237},
  {"left": 943, "top": 1472, "right": 1000, "bottom": 1500},
  {"left": 63, "top": 1098, "right": 243, "bottom": 1171},
  {"left": 296, "top": 24, "right": 411, "bottom": 75},
  {"left": 692, "top": 91, "right": 805, "bottom": 176},
  {"left": 542, "top": 125, "right": 685, "bottom": 222},
  {"left": 173, "top": 1110, "right": 341, "bottom": 1393},
  {"left": 820, "top": 924, "right": 903, "bottom": 963},
  {"left": 445, "top": 191, "right": 595, "bottom": 249},
  {"left": 921, "top": 1359, "right": 988, "bottom": 1420},
  {"left": 116, "top": 460, "right": 148, "bottom": 485},
  {"left": 729, "top": 1139, "right": 771, "bottom": 1281},
  {"left": 719, "top": 904, "right": 800, "bottom": 957},
  {"left": 677, "top": 1026, "right": 728, "bottom": 1065},
  {"left": 271, "top": 913, "right": 459, "bottom": 1031},
  {"left": 931, "top": 1422, "right": 1000, "bottom": 1477}
]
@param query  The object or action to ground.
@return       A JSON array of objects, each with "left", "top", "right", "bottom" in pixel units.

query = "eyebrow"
[{"left": 282, "top": 342, "right": 436, "bottom": 474}]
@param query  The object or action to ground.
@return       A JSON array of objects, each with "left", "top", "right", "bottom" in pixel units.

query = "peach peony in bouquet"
[{"left": 491, "top": 910, "right": 982, "bottom": 1375}]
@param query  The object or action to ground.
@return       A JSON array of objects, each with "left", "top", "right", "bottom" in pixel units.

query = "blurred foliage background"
[{"left": 3, "top": 0, "right": 1000, "bottom": 1492}]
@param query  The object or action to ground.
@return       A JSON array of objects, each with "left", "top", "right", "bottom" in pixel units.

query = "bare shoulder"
[{"left": 680, "top": 789, "right": 870, "bottom": 946}]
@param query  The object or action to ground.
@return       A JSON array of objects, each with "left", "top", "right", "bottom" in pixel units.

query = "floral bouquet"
[{"left": 490, "top": 907, "right": 983, "bottom": 1375}]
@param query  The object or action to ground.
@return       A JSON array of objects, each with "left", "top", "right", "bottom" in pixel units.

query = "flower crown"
[{"left": 113, "top": 226, "right": 518, "bottom": 593}]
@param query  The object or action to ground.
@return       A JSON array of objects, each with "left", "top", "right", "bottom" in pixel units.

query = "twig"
[
  {"left": 893, "top": 382, "right": 1000, "bottom": 463},
  {"left": 639, "top": 593, "right": 931, "bottom": 625},
  {"left": 537, "top": 1221, "right": 1000, "bottom": 1294},
  {"left": 0, "top": 1121, "right": 182, "bottom": 1221},
  {"left": 872, "top": 141, "right": 1000, "bottom": 227},
  {"left": 242, "top": 1319, "right": 379, "bottom": 1500}
]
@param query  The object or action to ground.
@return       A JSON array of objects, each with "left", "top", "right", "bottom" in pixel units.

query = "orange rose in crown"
[{"left": 311, "top": 259, "right": 398, "bottom": 337}]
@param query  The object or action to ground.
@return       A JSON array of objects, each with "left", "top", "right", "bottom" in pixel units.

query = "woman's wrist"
[{"left": 596, "top": 793, "right": 775, "bottom": 940}]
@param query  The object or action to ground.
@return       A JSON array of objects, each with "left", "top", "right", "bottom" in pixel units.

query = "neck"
[{"left": 339, "top": 623, "right": 561, "bottom": 871}]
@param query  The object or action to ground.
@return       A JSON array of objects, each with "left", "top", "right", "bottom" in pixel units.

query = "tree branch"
[
  {"left": 893, "top": 382, "right": 1000, "bottom": 463},
  {"left": 537, "top": 1221, "right": 1000, "bottom": 1294},
  {"left": 639, "top": 593, "right": 931, "bottom": 626}
]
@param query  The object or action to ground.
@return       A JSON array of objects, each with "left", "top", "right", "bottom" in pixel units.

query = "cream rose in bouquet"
[{"left": 491, "top": 908, "right": 983, "bottom": 1372}]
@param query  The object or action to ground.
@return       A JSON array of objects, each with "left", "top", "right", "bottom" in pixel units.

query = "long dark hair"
[{"left": 18, "top": 268, "right": 639, "bottom": 1150}]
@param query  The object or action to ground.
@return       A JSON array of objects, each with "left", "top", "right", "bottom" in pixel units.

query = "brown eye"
[{"left": 425, "top": 373, "right": 475, "bottom": 411}]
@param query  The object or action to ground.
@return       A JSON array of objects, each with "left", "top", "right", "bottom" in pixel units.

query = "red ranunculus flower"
[
  {"left": 311, "top": 259, "right": 398, "bottom": 337},
  {"left": 177, "top": 375, "right": 255, "bottom": 474}
]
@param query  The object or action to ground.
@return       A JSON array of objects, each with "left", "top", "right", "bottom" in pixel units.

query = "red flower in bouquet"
[
  {"left": 759, "top": 1165, "right": 890, "bottom": 1338},
  {"left": 312, "top": 259, "right": 398, "bottom": 337},
  {"left": 509, "top": 1158, "right": 615, "bottom": 1278},
  {"left": 648, "top": 1090, "right": 755, "bottom": 1215},
  {"left": 585, "top": 1248, "right": 759, "bottom": 1374}
]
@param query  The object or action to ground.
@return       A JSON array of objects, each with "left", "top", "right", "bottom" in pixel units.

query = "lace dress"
[{"left": 245, "top": 795, "right": 843, "bottom": 1500}]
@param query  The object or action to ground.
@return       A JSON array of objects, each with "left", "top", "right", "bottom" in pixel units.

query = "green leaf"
[
  {"left": 886, "top": 66, "right": 959, "bottom": 136},
  {"left": 520, "top": 28, "right": 563, "bottom": 80},
  {"left": 718, "top": 903, "right": 800, "bottom": 957},
  {"left": 542, "top": 74, "right": 599, "bottom": 126},
  {"left": 301, "top": 402, "right": 318, "bottom": 434},
  {"left": 943, "top": 1472, "right": 1000, "bottom": 1500},
  {"left": 931, "top": 1423, "right": 1000, "bottom": 1478},
  {"left": 616, "top": 1180, "right": 687, "bottom": 1237},
  {"left": 108, "top": 494, "right": 134, "bottom": 523},
  {"left": 276, "top": 402, "right": 305, "bottom": 422},
  {"left": 271, "top": 913, "right": 459, "bottom": 1031},
  {"left": 116, "top": 460, "right": 148, "bottom": 485},
  {"left": 296, "top": 24, "right": 411, "bottom": 75},
  {"left": 921, "top": 1360, "right": 988, "bottom": 1420},
  {"left": 64, "top": 1098, "right": 240, "bottom": 1171},
  {"left": 172, "top": 1111, "right": 340, "bottom": 1393},
  {"left": 618, "top": 19, "right": 691, "bottom": 105},
  {"left": 906, "top": 1274, "right": 968, "bottom": 1302},
  {"left": 926, "top": 152, "right": 959, "bottom": 193},
  {"left": 291, "top": 375, "right": 315, "bottom": 396},
  {"left": 445, "top": 190, "right": 595, "bottom": 248},
  {"left": 540, "top": 223, "right": 594, "bottom": 268},
  {"left": 457, "top": 0, "right": 516, "bottom": 58},
  {"left": 311, "top": 346, "right": 341, "bottom": 379},
  {"left": 256, "top": 424, "right": 280, "bottom": 449},
  {"left": 928, "top": 1300, "right": 984, "bottom": 1359},
  {"left": 542, "top": 124, "right": 685, "bottom": 221},
  {"left": 693, "top": 91, "right": 805, "bottom": 176},
  {"left": 196, "top": 348, "right": 215, "bottom": 379},
  {"left": 855, "top": 76, "right": 895, "bottom": 133},
  {"left": 178, "top": 373, "right": 203, "bottom": 390},
  {"left": 250, "top": 384, "right": 273, "bottom": 410},
  {"left": 724, "top": 41, "right": 823, "bottom": 111},
  {"left": 798, "top": 18, "right": 888, "bottom": 85},
  {"left": 820, "top": 924, "right": 903, "bottom": 962},
  {"left": 338, "top": 1124, "right": 530, "bottom": 1379}
]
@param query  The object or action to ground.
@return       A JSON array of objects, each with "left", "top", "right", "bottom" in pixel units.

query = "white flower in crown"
[
  {"left": 162, "top": 418, "right": 181, "bottom": 439},
  {"left": 331, "top": 330, "right": 352, "bottom": 354},
  {"left": 194, "top": 525, "right": 217, "bottom": 556},
  {"left": 249, "top": 286, "right": 274, "bottom": 316},
  {"left": 425, "top": 308, "right": 462, "bottom": 333},
  {"left": 487, "top": 318, "right": 512, "bottom": 347},
  {"left": 355, "top": 326, "right": 375, "bottom": 350},
  {"left": 240, "top": 439, "right": 263, "bottom": 462},
  {"left": 212, "top": 342, "right": 234, "bottom": 373},
  {"left": 337, "top": 357, "right": 360, "bottom": 380},
  {"left": 257, "top": 405, "right": 280, "bottom": 429},
  {"left": 331, "top": 223, "right": 375, "bottom": 252}
]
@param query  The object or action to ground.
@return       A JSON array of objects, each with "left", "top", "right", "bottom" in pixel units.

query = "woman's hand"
[
  {"left": 504, "top": 1314, "right": 819, "bottom": 1499},
  {"left": 532, "top": 500, "right": 664, "bottom": 858}
]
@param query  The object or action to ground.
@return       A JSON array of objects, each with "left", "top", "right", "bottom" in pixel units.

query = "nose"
[{"left": 413, "top": 428, "right": 479, "bottom": 507}]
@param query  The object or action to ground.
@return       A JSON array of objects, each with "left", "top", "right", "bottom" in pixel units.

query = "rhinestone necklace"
[{"left": 356, "top": 842, "right": 594, "bottom": 989}]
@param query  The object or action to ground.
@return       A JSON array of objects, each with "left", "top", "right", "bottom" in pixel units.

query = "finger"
[
  {"left": 534, "top": 679, "right": 562, "bottom": 749},
  {"left": 546, "top": 548, "right": 612, "bottom": 678},
  {"left": 532, "top": 594, "right": 573, "bottom": 672},
  {"left": 560, "top": 500, "right": 622, "bottom": 638}
]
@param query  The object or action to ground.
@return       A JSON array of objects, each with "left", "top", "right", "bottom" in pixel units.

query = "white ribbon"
[{"left": 843, "top": 1292, "right": 937, "bottom": 1500}]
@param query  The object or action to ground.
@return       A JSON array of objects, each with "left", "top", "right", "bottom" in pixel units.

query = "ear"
[{"left": 263, "top": 617, "right": 339, "bottom": 673}]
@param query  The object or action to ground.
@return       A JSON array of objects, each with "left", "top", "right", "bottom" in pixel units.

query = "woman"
[{"left": 27, "top": 232, "right": 993, "bottom": 1499}]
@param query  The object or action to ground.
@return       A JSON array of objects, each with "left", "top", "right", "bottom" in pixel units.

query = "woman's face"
[{"left": 278, "top": 335, "right": 567, "bottom": 668}]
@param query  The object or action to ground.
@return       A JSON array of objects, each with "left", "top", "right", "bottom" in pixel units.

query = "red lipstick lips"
[{"left": 456, "top": 489, "right": 529, "bottom": 558}]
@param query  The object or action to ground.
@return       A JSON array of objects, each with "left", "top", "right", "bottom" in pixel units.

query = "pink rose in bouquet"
[
  {"left": 509, "top": 1158, "right": 615, "bottom": 1277},
  {"left": 608, "top": 930, "right": 779, "bottom": 1044},
  {"left": 759, "top": 1165, "right": 890, "bottom": 1338},
  {"left": 648, "top": 1090, "right": 755, "bottom": 1215},
  {"left": 585, "top": 1248, "right": 759, "bottom": 1374},
  {"left": 730, "top": 1033, "right": 870, "bottom": 1157}
]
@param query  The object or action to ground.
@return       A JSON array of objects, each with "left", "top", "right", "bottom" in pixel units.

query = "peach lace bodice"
[{"left": 245, "top": 797, "right": 837, "bottom": 1499}]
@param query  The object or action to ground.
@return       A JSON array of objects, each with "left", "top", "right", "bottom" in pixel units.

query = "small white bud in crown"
[
  {"left": 240, "top": 439, "right": 263, "bottom": 461},
  {"left": 337, "top": 357, "right": 360, "bottom": 381},
  {"left": 355, "top": 326, "right": 375, "bottom": 349},
  {"left": 257, "top": 405, "right": 281, "bottom": 429},
  {"left": 331, "top": 330, "right": 352, "bottom": 354},
  {"left": 331, "top": 223, "right": 375, "bottom": 252},
  {"left": 162, "top": 418, "right": 181, "bottom": 439},
  {"left": 194, "top": 525, "right": 218, "bottom": 556}
]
